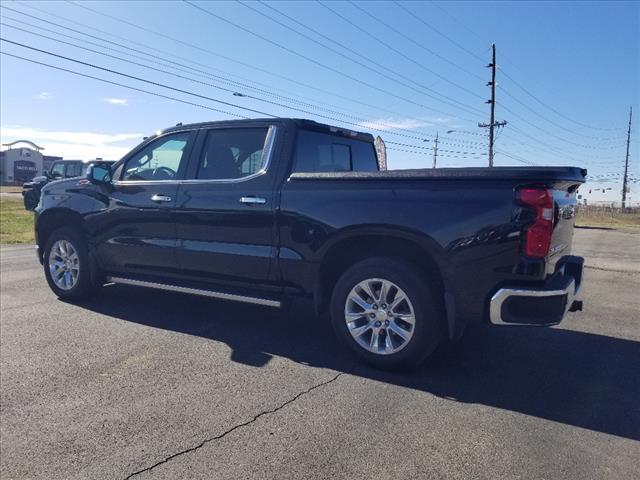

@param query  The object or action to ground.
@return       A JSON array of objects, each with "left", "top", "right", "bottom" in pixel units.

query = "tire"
[
  {"left": 330, "top": 256, "right": 443, "bottom": 369},
  {"left": 23, "top": 190, "right": 38, "bottom": 211},
  {"left": 43, "top": 227, "right": 95, "bottom": 300}
]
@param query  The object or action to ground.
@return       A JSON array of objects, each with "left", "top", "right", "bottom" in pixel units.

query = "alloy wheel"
[
  {"left": 48, "top": 239, "right": 80, "bottom": 290},
  {"left": 344, "top": 278, "right": 416, "bottom": 355}
]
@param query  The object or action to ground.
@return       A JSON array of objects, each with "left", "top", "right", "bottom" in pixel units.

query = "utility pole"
[
  {"left": 622, "top": 106, "right": 632, "bottom": 209},
  {"left": 432, "top": 132, "right": 439, "bottom": 168},
  {"left": 487, "top": 43, "right": 496, "bottom": 166},
  {"left": 478, "top": 43, "right": 507, "bottom": 166}
]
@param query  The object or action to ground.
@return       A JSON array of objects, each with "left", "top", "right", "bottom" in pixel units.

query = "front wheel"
[
  {"left": 330, "top": 257, "right": 443, "bottom": 369},
  {"left": 43, "top": 227, "right": 95, "bottom": 300}
]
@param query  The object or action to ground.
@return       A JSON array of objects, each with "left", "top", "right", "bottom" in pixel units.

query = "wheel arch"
[
  {"left": 36, "top": 208, "right": 87, "bottom": 261},
  {"left": 315, "top": 228, "right": 456, "bottom": 338}
]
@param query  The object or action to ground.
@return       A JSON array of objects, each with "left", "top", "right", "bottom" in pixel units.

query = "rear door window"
[
  {"left": 193, "top": 128, "right": 269, "bottom": 180},
  {"left": 293, "top": 130, "right": 378, "bottom": 173},
  {"left": 65, "top": 162, "right": 83, "bottom": 178}
]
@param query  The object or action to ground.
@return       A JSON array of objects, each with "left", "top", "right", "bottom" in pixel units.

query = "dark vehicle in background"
[
  {"left": 33, "top": 118, "right": 586, "bottom": 369},
  {"left": 22, "top": 159, "right": 115, "bottom": 210}
]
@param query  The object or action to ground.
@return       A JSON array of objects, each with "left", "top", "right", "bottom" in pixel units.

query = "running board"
[{"left": 106, "top": 276, "right": 281, "bottom": 308}]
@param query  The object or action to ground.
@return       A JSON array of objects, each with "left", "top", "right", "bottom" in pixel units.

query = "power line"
[
  {"left": 386, "top": 141, "right": 487, "bottom": 156},
  {"left": 1, "top": 9, "right": 338, "bottom": 114},
  {"left": 496, "top": 123, "right": 627, "bottom": 158},
  {"left": 502, "top": 124, "right": 584, "bottom": 164},
  {"left": 1, "top": 26, "right": 620, "bottom": 172},
  {"left": 347, "top": 0, "right": 485, "bottom": 81},
  {"left": 318, "top": 0, "right": 485, "bottom": 106},
  {"left": 429, "top": 2, "right": 489, "bottom": 46},
  {"left": 0, "top": 21, "right": 405, "bottom": 132},
  {"left": 498, "top": 101, "right": 626, "bottom": 150},
  {"left": 23, "top": 1, "right": 402, "bottom": 114},
  {"left": 0, "top": 38, "right": 276, "bottom": 117},
  {"left": 498, "top": 66, "right": 624, "bottom": 132},
  {"left": 2, "top": 8, "right": 401, "bottom": 129},
  {"left": 1, "top": 5, "right": 487, "bottom": 149},
  {"left": 0, "top": 36, "right": 418, "bottom": 140},
  {"left": 491, "top": 138, "right": 628, "bottom": 162},
  {"left": 53, "top": 1, "right": 467, "bottom": 126},
  {"left": 0, "top": 42, "right": 487, "bottom": 165},
  {"left": 182, "top": 0, "right": 485, "bottom": 120},
  {"left": 386, "top": 147, "right": 486, "bottom": 161},
  {"left": 493, "top": 150, "right": 539, "bottom": 166},
  {"left": 0, "top": 37, "right": 488, "bottom": 153},
  {"left": 498, "top": 86, "right": 626, "bottom": 142},
  {"left": 418, "top": 1, "right": 624, "bottom": 132},
  {"left": 0, "top": 51, "right": 248, "bottom": 119},
  {"left": 237, "top": 0, "right": 484, "bottom": 118},
  {"left": 1, "top": 50, "right": 528, "bottom": 169},
  {"left": 392, "top": 1, "right": 487, "bottom": 64},
  {"left": 55, "top": 1, "right": 493, "bottom": 149}
]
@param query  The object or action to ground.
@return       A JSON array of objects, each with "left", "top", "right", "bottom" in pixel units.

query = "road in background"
[{"left": 1, "top": 230, "right": 639, "bottom": 479}]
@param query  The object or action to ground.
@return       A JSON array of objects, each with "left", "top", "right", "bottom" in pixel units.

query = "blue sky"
[{"left": 1, "top": 0, "right": 638, "bottom": 198}]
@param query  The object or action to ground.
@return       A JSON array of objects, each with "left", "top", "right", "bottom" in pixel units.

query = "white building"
[
  {"left": 0, "top": 140, "right": 45, "bottom": 185},
  {"left": 0, "top": 140, "right": 65, "bottom": 185}
]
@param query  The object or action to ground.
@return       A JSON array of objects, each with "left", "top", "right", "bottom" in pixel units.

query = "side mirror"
[{"left": 87, "top": 163, "right": 112, "bottom": 185}]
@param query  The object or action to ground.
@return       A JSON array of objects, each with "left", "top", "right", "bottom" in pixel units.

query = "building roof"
[{"left": 2, "top": 140, "right": 44, "bottom": 151}]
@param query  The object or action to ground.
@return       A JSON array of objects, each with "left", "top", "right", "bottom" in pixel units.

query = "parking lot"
[{"left": 1, "top": 228, "right": 639, "bottom": 480}]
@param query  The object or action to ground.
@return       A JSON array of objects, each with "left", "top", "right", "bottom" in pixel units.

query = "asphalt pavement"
[{"left": 1, "top": 228, "right": 639, "bottom": 479}]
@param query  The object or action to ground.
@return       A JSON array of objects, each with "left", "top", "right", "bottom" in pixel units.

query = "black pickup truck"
[{"left": 34, "top": 118, "right": 586, "bottom": 368}]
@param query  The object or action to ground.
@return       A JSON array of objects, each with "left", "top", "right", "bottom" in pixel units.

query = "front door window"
[
  {"left": 122, "top": 133, "right": 190, "bottom": 181},
  {"left": 50, "top": 162, "right": 65, "bottom": 178}
]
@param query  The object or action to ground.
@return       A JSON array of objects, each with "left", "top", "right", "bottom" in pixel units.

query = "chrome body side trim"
[
  {"left": 106, "top": 276, "right": 281, "bottom": 308},
  {"left": 489, "top": 278, "right": 578, "bottom": 326}
]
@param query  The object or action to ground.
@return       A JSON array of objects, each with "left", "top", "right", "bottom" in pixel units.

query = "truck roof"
[{"left": 159, "top": 118, "right": 375, "bottom": 143}]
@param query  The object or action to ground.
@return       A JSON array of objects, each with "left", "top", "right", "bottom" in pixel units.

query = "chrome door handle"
[
  {"left": 240, "top": 196, "right": 266, "bottom": 205},
  {"left": 151, "top": 194, "right": 173, "bottom": 203}
]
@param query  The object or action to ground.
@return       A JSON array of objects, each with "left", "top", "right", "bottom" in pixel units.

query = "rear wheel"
[
  {"left": 43, "top": 227, "right": 95, "bottom": 300},
  {"left": 330, "top": 257, "right": 443, "bottom": 369}
]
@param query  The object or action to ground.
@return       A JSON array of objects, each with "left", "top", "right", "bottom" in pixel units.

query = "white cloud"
[
  {"left": 358, "top": 118, "right": 428, "bottom": 131},
  {"left": 34, "top": 92, "right": 51, "bottom": 100},
  {"left": 0, "top": 126, "right": 143, "bottom": 160},
  {"left": 426, "top": 116, "right": 455, "bottom": 125},
  {"left": 101, "top": 98, "right": 129, "bottom": 106},
  {"left": 357, "top": 116, "right": 456, "bottom": 132}
]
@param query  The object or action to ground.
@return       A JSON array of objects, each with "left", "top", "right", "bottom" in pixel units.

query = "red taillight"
[{"left": 518, "top": 188, "right": 554, "bottom": 258}]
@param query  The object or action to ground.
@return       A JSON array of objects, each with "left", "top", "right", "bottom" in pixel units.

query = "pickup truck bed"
[{"left": 282, "top": 164, "right": 584, "bottom": 337}]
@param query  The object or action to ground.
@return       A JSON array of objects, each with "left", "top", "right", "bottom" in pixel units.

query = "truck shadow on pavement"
[{"left": 79, "top": 285, "right": 640, "bottom": 442}]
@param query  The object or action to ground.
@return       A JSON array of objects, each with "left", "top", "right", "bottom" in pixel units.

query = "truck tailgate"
[{"left": 549, "top": 184, "right": 579, "bottom": 261}]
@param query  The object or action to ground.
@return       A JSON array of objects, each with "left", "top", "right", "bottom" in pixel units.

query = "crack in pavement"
[{"left": 123, "top": 372, "right": 343, "bottom": 479}]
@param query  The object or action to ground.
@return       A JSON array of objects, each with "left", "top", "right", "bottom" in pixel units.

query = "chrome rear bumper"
[{"left": 489, "top": 255, "right": 584, "bottom": 326}]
